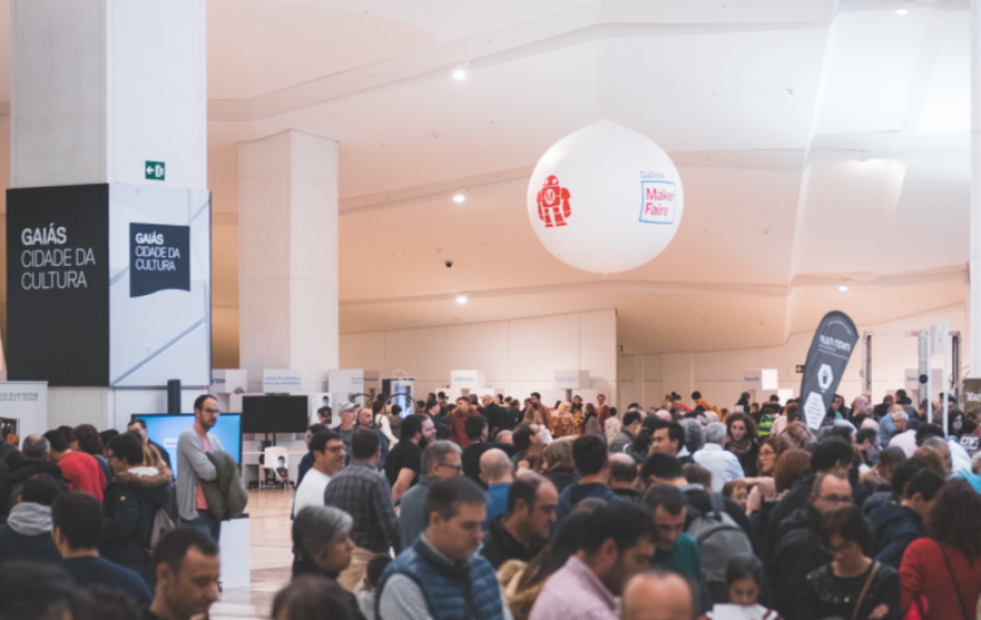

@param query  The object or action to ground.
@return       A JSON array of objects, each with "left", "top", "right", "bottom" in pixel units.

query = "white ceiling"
[
  {"left": 195, "top": 0, "right": 973, "bottom": 356},
  {"left": 24, "top": 0, "right": 975, "bottom": 357}
]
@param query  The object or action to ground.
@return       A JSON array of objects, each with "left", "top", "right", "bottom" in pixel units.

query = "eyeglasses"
[
  {"left": 817, "top": 494, "right": 852, "bottom": 505},
  {"left": 437, "top": 463, "right": 464, "bottom": 474}
]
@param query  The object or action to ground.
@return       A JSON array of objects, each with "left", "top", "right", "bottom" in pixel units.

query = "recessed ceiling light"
[
  {"left": 838, "top": 285, "right": 849, "bottom": 292},
  {"left": 895, "top": 8, "right": 908, "bottom": 15},
  {"left": 452, "top": 68, "right": 467, "bottom": 80},
  {"left": 456, "top": 295, "right": 468, "bottom": 305},
  {"left": 452, "top": 193, "right": 466, "bottom": 204}
]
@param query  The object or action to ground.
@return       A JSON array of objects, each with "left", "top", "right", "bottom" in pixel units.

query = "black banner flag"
[{"left": 800, "top": 311, "right": 859, "bottom": 430}]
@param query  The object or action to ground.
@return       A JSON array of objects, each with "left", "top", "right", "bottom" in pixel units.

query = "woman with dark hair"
[
  {"left": 757, "top": 435, "right": 789, "bottom": 478},
  {"left": 799, "top": 505, "right": 900, "bottom": 620},
  {"left": 70, "top": 424, "right": 111, "bottom": 483},
  {"left": 900, "top": 479, "right": 981, "bottom": 619},
  {"left": 291, "top": 506, "right": 364, "bottom": 620},
  {"left": 745, "top": 435, "right": 792, "bottom": 518},
  {"left": 272, "top": 575, "right": 355, "bottom": 620},
  {"left": 725, "top": 413, "right": 759, "bottom": 476},
  {"left": 736, "top": 392, "right": 752, "bottom": 414},
  {"left": 706, "top": 555, "right": 783, "bottom": 619}
]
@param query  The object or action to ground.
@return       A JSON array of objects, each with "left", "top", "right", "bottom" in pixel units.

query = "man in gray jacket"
[{"left": 177, "top": 395, "right": 224, "bottom": 542}]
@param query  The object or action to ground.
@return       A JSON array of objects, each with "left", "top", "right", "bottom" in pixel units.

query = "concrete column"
[
  {"left": 239, "top": 130, "right": 339, "bottom": 392},
  {"left": 973, "top": 0, "right": 981, "bottom": 376},
  {"left": 10, "top": 0, "right": 207, "bottom": 429},
  {"left": 11, "top": 0, "right": 206, "bottom": 188}
]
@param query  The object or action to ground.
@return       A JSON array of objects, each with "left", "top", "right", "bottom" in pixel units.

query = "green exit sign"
[{"left": 145, "top": 161, "right": 166, "bottom": 181}]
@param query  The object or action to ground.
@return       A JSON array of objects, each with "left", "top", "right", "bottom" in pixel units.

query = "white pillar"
[
  {"left": 11, "top": 0, "right": 206, "bottom": 188},
  {"left": 972, "top": 0, "right": 981, "bottom": 376},
  {"left": 10, "top": 0, "right": 207, "bottom": 429},
  {"left": 239, "top": 130, "right": 339, "bottom": 392}
]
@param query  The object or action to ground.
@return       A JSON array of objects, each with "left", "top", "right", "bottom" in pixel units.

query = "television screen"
[
  {"left": 242, "top": 395, "right": 309, "bottom": 434},
  {"left": 132, "top": 413, "right": 242, "bottom": 479}
]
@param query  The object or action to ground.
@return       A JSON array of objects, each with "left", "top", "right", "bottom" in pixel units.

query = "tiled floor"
[{"left": 212, "top": 490, "right": 295, "bottom": 620}]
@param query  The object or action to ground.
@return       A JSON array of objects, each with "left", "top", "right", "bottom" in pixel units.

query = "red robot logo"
[{"left": 537, "top": 175, "right": 571, "bottom": 228}]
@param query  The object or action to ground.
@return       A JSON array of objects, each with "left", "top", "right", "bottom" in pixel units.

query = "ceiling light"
[
  {"left": 452, "top": 193, "right": 466, "bottom": 204},
  {"left": 895, "top": 7, "right": 908, "bottom": 15},
  {"left": 455, "top": 295, "right": 468, "bottom": 305},
  {"left": 452, "top": 63, "right": 468, "bottom": 80},
  {"left": 838, "top": 285, "right": 849, "bottom": 292}
]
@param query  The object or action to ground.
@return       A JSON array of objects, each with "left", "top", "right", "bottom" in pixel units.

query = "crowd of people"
[{"left": 1, "top": 389, "right": 980, "bottom": 620}]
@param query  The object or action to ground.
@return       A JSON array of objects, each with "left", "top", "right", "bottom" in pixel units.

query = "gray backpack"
[
  {"left": 686, "top": 492, "right": 755, "bottom": 603},
  {"left": 148, "top": 506, "right": 179, "bottom": 553}
]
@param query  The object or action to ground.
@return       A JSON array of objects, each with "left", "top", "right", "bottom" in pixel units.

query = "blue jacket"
[
  {"left": 377, "top": 537, "right": 503, "bottom": 620},
  {"left": 555, "top": 482, "right": 620, "bottom": 525},
  {"left": 868, "top": 500, "right": 922, "bottom": 568},
  {"left": 484, "top": 483, "right": 510, "bottom": 531}
]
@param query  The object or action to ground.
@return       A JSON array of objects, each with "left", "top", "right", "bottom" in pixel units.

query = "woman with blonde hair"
[{"left": 551, "top": 402, "right": 577, "bottom": 437}]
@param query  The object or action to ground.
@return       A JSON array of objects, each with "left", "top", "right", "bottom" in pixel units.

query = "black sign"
[
  {"left": 7, "top": 185, "right": 110, "bottom": 386},
  {"left": 799, "top": 311, "right": 859, "bottom": 430},
  {"left": 129, "top": 223, "right": 190, "bottom": 297}
]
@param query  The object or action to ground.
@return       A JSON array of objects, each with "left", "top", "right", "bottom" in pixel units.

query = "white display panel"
[{"left": 108, "top": 184, "right": 211, "bottom": 387}]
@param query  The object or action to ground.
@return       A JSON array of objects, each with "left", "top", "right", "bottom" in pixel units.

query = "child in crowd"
[
  {"left": 357, "top": 553, "right": 392, "bottom": 620},
  {"left": 722, "top": 479, "right": 748, "bottom": 513},
  {"left": 708, "top": 556, "right": 783, "bottom": 620}
]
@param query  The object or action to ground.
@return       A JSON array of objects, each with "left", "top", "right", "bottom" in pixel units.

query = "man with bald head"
[
  {"left": 482, "top": 473, "right": 558, "bottom": 568},
  {"left": 621, "top": 569, "right": 697, "bottom": 620},
  {"left": 480, "top": 448, "right": 514, "bottom": 525}
]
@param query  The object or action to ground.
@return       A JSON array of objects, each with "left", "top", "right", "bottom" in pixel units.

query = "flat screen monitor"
[
  {"left": 242, "top": 395, "right": 309, "bottom": 434},
  {"left": 131, "top": 413, "right": 242, "bottom": 478}
]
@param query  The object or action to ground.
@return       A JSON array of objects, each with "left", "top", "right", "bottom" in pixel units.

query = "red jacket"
[
  {"left": 597, "top": 405, "right": 610, "bottom": 428},
  {"left": 58, "top": 451, "right": 107, "bottom": 501},
  {"left": 449, "top": 410, "right": 481, "bottom": 449},
  {"left": 900, "top": 538, "right": 981, "bottom": 620}
]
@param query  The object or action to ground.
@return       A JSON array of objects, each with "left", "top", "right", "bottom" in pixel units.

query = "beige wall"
[
  {"left": 619, "top": 304, "right": 967, "bottom": 412},
  {"left": 340, "top": 308, "right": 618, "bottom": 403}
]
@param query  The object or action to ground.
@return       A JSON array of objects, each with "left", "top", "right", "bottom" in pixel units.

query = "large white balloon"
[{"left": 527, "top": 120, "right": 684, "bottom": 274}]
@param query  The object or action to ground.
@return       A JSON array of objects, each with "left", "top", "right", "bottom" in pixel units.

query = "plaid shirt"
[
  {"left": 528, "top": 555, "right": 618, "bottom": 620},
  {"left": 324, "top": 460, "right": 399, "bottom": 553}
]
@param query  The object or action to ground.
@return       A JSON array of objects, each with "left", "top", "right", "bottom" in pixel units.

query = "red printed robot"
[{"left": 537, "top": 175, "right": 571, "bottom": 227}]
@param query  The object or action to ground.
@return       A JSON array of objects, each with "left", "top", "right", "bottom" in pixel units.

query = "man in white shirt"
[
  {"left": 293, "top": 430, "right": 346, "bottom": 516},
  {"left": 692, "top": 422, "right": 744, "bottom": 492},
  {"left": 888, "top": 411, "right": 918, "bottom": 458}
]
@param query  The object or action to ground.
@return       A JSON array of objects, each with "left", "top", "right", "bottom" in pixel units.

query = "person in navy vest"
[{"left": 376, "top": 476, "right": 508, "bottom": 620}]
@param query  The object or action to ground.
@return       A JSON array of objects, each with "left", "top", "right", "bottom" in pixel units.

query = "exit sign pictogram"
[{"left": 145, "top": 161, "right": 166, "bottom": 181}]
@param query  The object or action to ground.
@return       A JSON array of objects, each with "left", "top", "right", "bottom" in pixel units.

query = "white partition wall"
[
  {"left": 619, "top": 304, "right": 967, "bottom": 411},
  {"left": 340, "top": 309, "right": 617, "bottom": 404}
]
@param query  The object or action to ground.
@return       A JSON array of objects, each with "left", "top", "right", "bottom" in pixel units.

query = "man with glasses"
[
  {"left": 398, "top": 440, "right": 463, "bottom": 549},
  {"left": 177, "top": 394, "right": 224, "bottom": 542},
  {"left": 768, "top": 472, "right": 852, "bottom": 618},
  {"left": 293, "top": 430, "right": 346, "bottom": 515}
]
